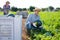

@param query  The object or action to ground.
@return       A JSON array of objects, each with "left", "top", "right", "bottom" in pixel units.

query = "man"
[
  {"left": 3, "top": 1, "right": 10, "bottom": 15},
  {"left": 26, "top": 8, "right": 42, "bottom": 35},
  {"left": 22, "top": 9, "right": 28, "bottom": 19}
]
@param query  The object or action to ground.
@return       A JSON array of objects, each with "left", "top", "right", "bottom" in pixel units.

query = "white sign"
[{"left": 0, "top": 15, "right": 22, "bottom": 40}]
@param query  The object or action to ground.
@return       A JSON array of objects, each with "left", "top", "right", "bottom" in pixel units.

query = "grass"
[
  {"left": 28, "top": 11, "right": 60, "bottom": 40},
  {"left": 0, "top": 11, "right": 16, "bottom": 15}
]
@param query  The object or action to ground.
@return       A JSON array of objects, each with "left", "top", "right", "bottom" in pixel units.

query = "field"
[
  {"left": 29, "top": 11, "right": 60, "bottom": 40},
  {"left": 0, "top": 11, "right": 60, "bottom": 40}
]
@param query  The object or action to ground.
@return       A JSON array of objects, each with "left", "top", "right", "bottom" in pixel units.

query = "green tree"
[
  {"left": 22, "top": 8, "right": 27, "bottom": 11},
  {"left": 55, "top": 7, "right": 60, "bottom": 11},
  {"left": 0, "top": 7, "right": 3, "bottom": 11},
  {"left": 48, "top": 6, "right": 54, "bottom": 11},
  {"left": 29, "top": 6, "right": 35, "bottom": 12},
  {"left": 11, "top": 7, "right": 18, "bottom": 12},
  {"left": 18, "top": 8, "right": 22, "bottom": 11}
]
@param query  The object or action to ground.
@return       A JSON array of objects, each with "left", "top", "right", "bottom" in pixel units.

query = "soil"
[{"left": 22, "top": 19, "right": 30, "bottom": 40}]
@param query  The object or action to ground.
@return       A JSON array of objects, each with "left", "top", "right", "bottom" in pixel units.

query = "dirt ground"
[{"left": 22, "top": 19, "right": 30, "bottom": 40}]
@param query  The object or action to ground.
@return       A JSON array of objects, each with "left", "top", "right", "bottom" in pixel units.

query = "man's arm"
[
  {"left": 26, "top": 14, "right": 32, "bottom": 24},
  {"left": 9, "top": 5, "right": 10, "bottom": 10},
  {"left": 3, "top": 5, "right": 6, "bottom": 10}
]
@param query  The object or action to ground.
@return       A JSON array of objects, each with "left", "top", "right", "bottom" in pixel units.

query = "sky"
[{"left": 0, "top": 0, "right": 60, "bottom": 8}]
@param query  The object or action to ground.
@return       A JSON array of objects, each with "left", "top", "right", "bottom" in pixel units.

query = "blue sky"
[{"left": 0, "top": 0, "right": 60, "bottom": 8}]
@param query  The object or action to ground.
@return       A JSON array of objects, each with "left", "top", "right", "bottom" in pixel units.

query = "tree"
[
  {"left": 29, "top": 6, "right": 35, "bottom": 12},
  {"left": 18, "top": 8, "right": 22, "bottom": 11},
  {"left": 48, "top": 6, "right": 54, "bottom": 11},
  {"left": 41, "top": 8, "right": 48, "bottom": 12},
  {"left": 55, "top": 7, "right": 60, "bottom": 11},
  {"left": 22, "top": 8, "right": 27, "bottom": 11},
  {"left": 11, "top": 7, "right": 18, "bottom": 12},
  {"left": 0, "top": 7, "right": 3, "bottom": 11}
]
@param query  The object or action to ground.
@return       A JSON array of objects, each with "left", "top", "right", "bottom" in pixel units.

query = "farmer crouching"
[{"left": 26, "top": 8, "right": 42, "bottom": 35}]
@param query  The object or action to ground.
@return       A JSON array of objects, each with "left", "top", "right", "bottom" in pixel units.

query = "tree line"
[{"left": 0, "top": 6, "right": 60, "bottom": 12}]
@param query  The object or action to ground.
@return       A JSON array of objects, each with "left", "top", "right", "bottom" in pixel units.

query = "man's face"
[
  {"left": 35, "top": 10, "right": 40, "bottom": 15},
  {"left": 6, "top": 3, "right": 10, "bottom": 5}
]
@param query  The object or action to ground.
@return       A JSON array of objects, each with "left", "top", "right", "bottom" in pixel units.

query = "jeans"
[
  {"left": 26, "top": 20, "right": 42, "bottom": 34},
  {"left": 4, "top": 13, "right": 8, "bottom": 15}
]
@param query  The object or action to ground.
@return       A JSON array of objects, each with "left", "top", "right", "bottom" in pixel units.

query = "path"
[{"left": 22, "top": 19, "right": 30, "bottom": 40}]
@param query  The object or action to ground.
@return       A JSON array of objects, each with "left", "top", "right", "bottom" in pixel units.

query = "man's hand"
[{"left": 33, "top": 23, "right": 37, "bottom": 27}]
